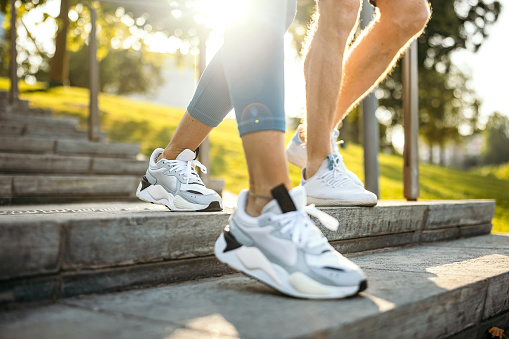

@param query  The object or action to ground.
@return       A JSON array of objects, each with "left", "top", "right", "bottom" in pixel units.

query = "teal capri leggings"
[{"left": 187, "top": 0, "right": 297, "bottom": 136}]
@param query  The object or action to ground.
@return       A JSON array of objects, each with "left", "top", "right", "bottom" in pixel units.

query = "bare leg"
[
  {"left": 334, "top": 0, "right": 431, "bottom": 125},
  {"left": 303, "top": 0, "right": 361, "bottom": 179},
  {"left": 158, "top": 111, "right": 213, "bottom": 161},
  {"left": 242, "top": 131, "right": 292, "bottom": 216}
]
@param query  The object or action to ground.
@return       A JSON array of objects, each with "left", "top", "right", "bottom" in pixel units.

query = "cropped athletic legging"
[{"left": 187, "top": 0, "right": 297, "bottom": 136}]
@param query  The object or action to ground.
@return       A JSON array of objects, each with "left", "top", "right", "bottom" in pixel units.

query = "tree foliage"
[
  {"left": 0, "top": 0, "right": 206, "bottom": 94},
  {"left": 482, "top": 112, "right": 509, "bottom": 165}
]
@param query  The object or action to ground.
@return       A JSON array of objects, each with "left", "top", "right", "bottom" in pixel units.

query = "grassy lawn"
[{"left": 1, "top": 78, "right": 507, "bottom": 233}]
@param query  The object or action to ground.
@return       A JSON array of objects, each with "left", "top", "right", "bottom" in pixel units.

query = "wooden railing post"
[
  {"left": 402, "top": 41, "right": 420, "bottom": 201},
  {"left": 88, "top": 7, "right": 100, "bottom": 141},
  {"left": 9, "top": 0, "right": 19, "bottom": 106}
]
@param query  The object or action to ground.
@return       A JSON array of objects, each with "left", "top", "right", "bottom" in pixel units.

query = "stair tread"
[
  {"left": 0, "top": 153, "right": 147, "bottom": 175},
  {"left": 0, "top": 234, "right": 507, "bottom": 339},
  {"left": 0, "top": 136, "right": 140, "bottom": 157}
]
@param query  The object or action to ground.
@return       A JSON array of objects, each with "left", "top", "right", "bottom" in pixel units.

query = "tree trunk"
[
  {"left": 439, "top": 144, "right": 446, "bottom": 167},
  {"left": 48, "top": 0, "right": 69, "bottom": 87},
  {"left": 428, "top": 141, "right": 433, "bottom": 164}
]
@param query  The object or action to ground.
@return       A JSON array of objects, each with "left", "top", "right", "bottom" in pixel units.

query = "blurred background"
[{"left": 0, "top": 0, "right": 507, "bottom": 231}]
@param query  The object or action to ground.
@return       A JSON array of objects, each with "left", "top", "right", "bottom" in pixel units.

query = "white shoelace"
[
  {"left": 166, "top": 159, "right": 207, "bottom": 184},
  {"left": 319, "top": 155, "right": 351, "bottom": 188},
  {"left": 270, "top": 205, "right": 339, "bottom": 249}
]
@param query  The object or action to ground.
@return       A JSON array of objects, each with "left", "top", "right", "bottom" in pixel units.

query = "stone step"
[
  {"left": 0, "top": 136, "right": 140, "bottom": 158},
  {"left": 0, "top": 199, "right": 495, "bottom": 308},
  {"left": 0, "top": 105, "right": 53, "bottom": 116},
  {"left": 0, "top": 113, "right": 79, "bottom": 133},
  {"left": 0, "top": 153, "right": 147, "bottom": 175},
  {"left": 0, "top": 234, "right": 507, "bottom": 339},
  {"left": 0, "top": 98, "right": 30, "bottom": 112},
  {"left": 0, "top": 120, "right": 94, "bottom": 140},
  {"left": 0, "top": 111, "right": 79, "bottom": 127},
  {"left": 0, "top": 174, "right": 141, "bottom": 205}
]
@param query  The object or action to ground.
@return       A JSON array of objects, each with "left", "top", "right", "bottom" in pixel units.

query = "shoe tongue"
[
  {"left": 261, "top": 186, "right": 307, "bottom": 215},
  {"left": 176, "top": 149, "right": 196, "bottom": 162}
]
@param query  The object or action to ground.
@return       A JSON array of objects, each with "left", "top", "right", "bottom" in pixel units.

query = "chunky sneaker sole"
[
  {"left": 215, "top": 230, "right": 367, "bottom": 299},
  {"left": 307, "top": 196, "right": 377, "bottom": 207},
  {"left": 136, "top": 176, "right": 222, "bottom": 212}
]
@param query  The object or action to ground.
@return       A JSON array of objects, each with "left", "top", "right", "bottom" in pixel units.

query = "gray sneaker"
[
  {"left": 214, "top": 185, "right": 367, "bottom": 299},
  {"left": 136, "top": 148, "right": 223, "bottom": 212}
]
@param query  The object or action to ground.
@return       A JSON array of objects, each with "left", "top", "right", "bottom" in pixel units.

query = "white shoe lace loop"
[
  {"left": 271, "top": 205, "right": 339, "bottom": 249},
  {"left": 167, "top": 159, "right": 207, "bottom": 184}
]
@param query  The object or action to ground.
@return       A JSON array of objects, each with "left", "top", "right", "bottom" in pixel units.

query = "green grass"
[
  {"left": 2, "top": 78, "right": 507, "bottom": 233},
  {"left": 471, "top": 162, "right": 509, "bottom": 181}
]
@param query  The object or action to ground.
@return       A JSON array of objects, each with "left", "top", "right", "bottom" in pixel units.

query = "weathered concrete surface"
[
  {"left": 0, "top": 235, "right": 507, "bottom": 339},
  {"left": 0, "top": 153, "right": 91, "bottom": 174},
  {"left": 332, "top": 232, "right": 420, "bottom": 254},
  {"left": 0, "top": 121, "right": 24, "bottom": 137},
  {"left": 424, "top": 200, "right": 495, "bottom": 229},
  {"left": 320, "top": 204, "right": 427, "bottom": 240},
  {"left": 91, "top": 157, "right": 147, "bottom": 175},
  {"left": 63, "top": 212, "right": 229, "bottom": 268},
  {"left": 12, "top": 175, "right": 139, "bottom": 196},
  {"left": 0, "top": 137, "right": 140, "bottom": 158},
  {"left": 61, "top": 256, "right": 235, "bottom": 298},
  {"left": 0, "top": 201, "right": 497, "bottom": 308},
  {"left": 0, "top": 153, "right": 146, "bottom": 175},
  {"left": 0, "top": 175, "right": 11, "bottom": 197},
  {"left": 0, "top": 136, "right": 55, "bottom": 153},
  {"left": 0, "top": 221, "right": 61, "bottom": 280},
  {"left": 0, "top": 276, "right": 58, "bottom": 306},
  {"left": 0, "top": 304, "right": 231, "bottom": 339},
  {"left": 55, "top": 139, "right": 140, "bottom": 158},
  {"left": 0, "top": 112, "right": 79, "bottom": 128}
]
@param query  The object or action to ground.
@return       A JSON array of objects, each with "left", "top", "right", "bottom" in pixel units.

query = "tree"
[
  {"left": 482, "top": 112, "right": 509, "bottom": 165},
  {"left": 0, "top": 0, "right": 205, "bottom": 94}
]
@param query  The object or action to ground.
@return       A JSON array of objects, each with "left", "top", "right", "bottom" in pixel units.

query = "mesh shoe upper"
[
  {"left": 302, "top": 155, "right": 377, "bottom": 204},
  {"left": 286, "top": 126, "right": 364, "bottom": 187},
  {"left": 145, "top": 148, "right": 221, "bottom": 206},
  {"left": 228, "top": 187, "right": 366, "bottom": 288}
]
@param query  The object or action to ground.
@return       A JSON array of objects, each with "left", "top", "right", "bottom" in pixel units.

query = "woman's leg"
[{"left": 160, "top": 0, "right": 297, "bottom": 162}]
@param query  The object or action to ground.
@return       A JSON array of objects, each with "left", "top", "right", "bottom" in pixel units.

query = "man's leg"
[
  {"left": 334, "top": 0, "right": 431, "bottom": 125},
  {"left": 303, "top": 0, "right": 361, "bottom": 179}
]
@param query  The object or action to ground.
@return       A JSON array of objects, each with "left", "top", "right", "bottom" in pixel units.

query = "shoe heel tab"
[{"left": 270, "top": 184, "right": 297, "bottom": 213}]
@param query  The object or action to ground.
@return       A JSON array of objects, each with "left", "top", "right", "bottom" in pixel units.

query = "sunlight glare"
[{"left": 196, "top": 0, "right": 249, "bottom": 31}]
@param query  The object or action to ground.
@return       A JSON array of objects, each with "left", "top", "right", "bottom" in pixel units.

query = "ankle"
[
  {"left": 305, "top": 158, "right": 325, "bottom": 179},
  {"left": 245, "top": 192, "right": 272, "bottom": 217},
  {"left": 159, "top": 148, "right": 185, "bottom": 162}
]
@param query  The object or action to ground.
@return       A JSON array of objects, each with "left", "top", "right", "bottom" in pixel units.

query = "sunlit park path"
[{"left": 2, "top": 78, "right": 507, "bottom": 233}]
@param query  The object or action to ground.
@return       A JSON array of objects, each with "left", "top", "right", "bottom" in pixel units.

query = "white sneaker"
[
  {"left": 136, "top": 148, "right": 223, "bottom": 211},
  {"left": 214, "top": 185, "right": 367, "bottom": 299},
  {"left": 302, "top": 155, "right": 377, "bottom": 207},
  {"left": 286, "top": 125, "right": 364, "bottom": 187}
]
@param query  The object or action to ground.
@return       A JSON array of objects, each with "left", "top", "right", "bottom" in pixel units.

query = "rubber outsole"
[
  {"left": 307, "top": 196, "right": 378, "bottom": 207},
  {"left": 214, "top": 231, "right": 366, "bottom": 300},
  {"left": 136, "top": 177, "right": 223, "bottom": 212}
]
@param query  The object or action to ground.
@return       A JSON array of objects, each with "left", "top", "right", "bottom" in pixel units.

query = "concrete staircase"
[
  {"left": 0, "top": 94, "right": 507, "bottom": 338},
  {"left": 0, "top": 91, "right": 146, "bottom": 204},
  {"left": 1, "top": 198, "right": 507, "bottom": 338}
]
